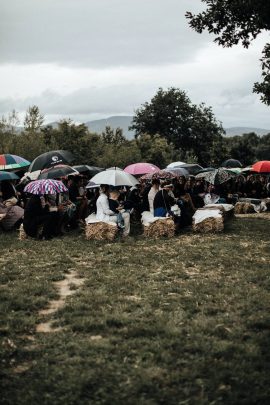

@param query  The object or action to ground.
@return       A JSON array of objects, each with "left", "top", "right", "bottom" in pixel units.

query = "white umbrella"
[
  {"left": 90, "top": 169, "right": 139, "bottom": 187},
  {"left": 167, "top": 161, "right": 186, "bottom": 169}
]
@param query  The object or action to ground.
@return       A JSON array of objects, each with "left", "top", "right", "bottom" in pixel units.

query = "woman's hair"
[{"left": 100, "top": 184, "right": 110, "bottom": 194}]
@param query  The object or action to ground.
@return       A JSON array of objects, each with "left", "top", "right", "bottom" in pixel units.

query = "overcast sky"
[{"left": 1, "top": 0, "right": 270, "bottom": 128}]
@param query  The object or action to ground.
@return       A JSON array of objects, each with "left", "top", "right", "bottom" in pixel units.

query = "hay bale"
[
  {"left": 85, "top": 222, "right": 118, "bottom": 241},
  {"left": 243, "top": 203, "right": 255, "bottom": 214},
  {"left": 192, "top": 217, "right": 224, "bottom": 233},
  {"left": 234, "top": 202, "right": 245, "bottom": 214},
  {"left": 143, "top": 218, "right": 175, "bottom": 238}
]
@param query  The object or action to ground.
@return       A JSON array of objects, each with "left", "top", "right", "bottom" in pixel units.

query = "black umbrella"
[
  {"left": 173, "top": 163, "right": 203, "bottom": 175},
  {"left": 72, "top": 165, "right": 104, "bottom": 176},
  {"left": 28, "top": 150, "right": 75, "bottom": 172},
  {"left": 38, "top": 165, "right": 79, "bottom": 180},
  {"left": 221, "top": 159, "right": 242, "bottom": 168}
]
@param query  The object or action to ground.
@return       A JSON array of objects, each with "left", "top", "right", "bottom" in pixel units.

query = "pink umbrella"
[{"left": 124, "top": 162, "right": 160, "bottom": 176}]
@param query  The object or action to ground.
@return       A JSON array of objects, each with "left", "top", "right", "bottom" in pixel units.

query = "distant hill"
[
  {"left": 86, "top": 116, "right": 135, "bottom": 139},
  {"left": 224, "top": 127, "right": 270, "bottom": 137},
  {"left": 41, "top": 118, "right": 270, "bottom": 139}
]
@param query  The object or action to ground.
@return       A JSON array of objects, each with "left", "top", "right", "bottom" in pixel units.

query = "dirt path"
[{"left": 36, "top": 270, "right": 85, "bottom": 333}]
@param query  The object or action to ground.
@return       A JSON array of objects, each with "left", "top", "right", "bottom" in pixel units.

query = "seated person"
[
  {"left": 109, "top": 190, "right": 125, "bottom": 229},
  {"left": 153, "top": 183, "right": 175, "bottom": 217},
  {"left": 0, "top": 201, "right": 24, "bottom": 231},
  {"left": 23, "top": 194, "right": 62, "bottom": 240}
]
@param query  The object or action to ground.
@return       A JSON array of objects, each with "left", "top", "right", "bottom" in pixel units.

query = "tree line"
[{"left": 0, "top": 88, "right": 269, "bottom": 168}]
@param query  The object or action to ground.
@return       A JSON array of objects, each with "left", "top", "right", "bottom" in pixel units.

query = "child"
[{"left": 109, "top": 190, "right": 125, "bottom": 229}]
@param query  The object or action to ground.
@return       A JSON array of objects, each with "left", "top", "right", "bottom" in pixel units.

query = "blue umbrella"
[{"left": 0, "top": 171, "right": 19, "bottom": 181}]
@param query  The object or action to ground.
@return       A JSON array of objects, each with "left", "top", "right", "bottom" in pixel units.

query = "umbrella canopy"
[
  {"left": 90, "top": 169, "right": 139, "bottom": 187},
  {"left": 197, "top": 167, "right": 215, "bottom": 174},
  {"left": 28, "top": 150, "right": 74, "bottom": 172},
  {"left": 196, "top": 168, "right": 236, "bottom": 185},
  {"left": 0, "top": 171, "right": 19, "bottom": 181},
  {"left": 221, "top": 159, "right": 242, "bottom": 168},
  {"left": 124, "top": 162, "right": 160, "bottom": 176},
  {"left": 24, "top": 179, "right": 68, "bottom": 195},
  {"left": 106, "top": 166, "right": 123, "bottom": 171},
  {"left": 72, "top": 165, "right": 104, "bottom": 176},
  {"left": 86, "top": 181, "right": 100, "bottom": 189},
  {"left": 141, "top": 169, "right": 178, "bottom": 181},
  {"left": 38, "top": 165, "right": 79, "bottom": 180},
  {"left": 167, "top": 161, "right": 186, "bottom": 168},
  {"left": 0, "top": 154, "right": 30, "bottom": 171},
  {"left": 164, "top": 167, "right": 189, "bottom": 177},
  {"left": 172, "top": 163, "right": 203, "bottom": 175},
  {"left": 252, "top": 161, "right": 270, "bottom": 173}
]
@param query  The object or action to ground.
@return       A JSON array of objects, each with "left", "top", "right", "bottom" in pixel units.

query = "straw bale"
[
  {"left": 85, "top": 222, "right": 118, "bottom": 241},
  {"left": 243, "top": 203, "right": 255, "bottom": 214},
  {"left": 234, "top": 202, "right": 245, "bottom": 214},
  {"left": 192, "top": 217, "right": 224, "bottom": 233},
  {"left": 143, "top": 218, "right": 175, "bottom": 238}
]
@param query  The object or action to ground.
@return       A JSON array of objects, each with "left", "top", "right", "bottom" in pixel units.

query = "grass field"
[{"left": 1, "top": 214, "right": 270, "bottom": 405}]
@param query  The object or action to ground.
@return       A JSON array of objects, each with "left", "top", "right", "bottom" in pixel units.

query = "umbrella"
[
  {"left": 141, "top": 170, "right": 178, "bottom": 181},
  {"left": 252, "top": 161, "right": 270, "bottom": 173},
  {"left": 24, "top": 179, "right": 68, "bottom": 195},
  {"left": 0, "top": 154, "right": 30, "bottom": 171},
  {"left": 28, "top": 150, "right": 74, "bottom": 172},
  {"left": 124, "top": 162, "right": 160, "bottom": 176},
  {"left": 164, "top": 167, "right": 189, "bottom": 177},
  {"left": 172, "top": 163, "right": 203, "bottom": 175},
  {"left": 221, "top": 159, "right": 242, "bottom": 168},
  {"left": 167, "top": 161, "right": 186, "bottom": 168},
  {"left": 106, "top": 166, "right": 123, "bottom": 171},
  {"left": 86, "top": 181, "right": 100, "bottom": 189},
  {"left": 38, "top": 165, "right": 79, "bottom": 180},
  {"left": 90, "top": 169, "right": 139, "bottom": 187},
  {"left": 226, "top": 167, "right": 242, "bottom": 175},
  {"left": 197, "top": 167, "right": 215, "bottom": 174},
  {"left": 0, "top": 171, "right": 19, "bottom": 181},
  {"left": 196, "top": 168, "right": 236, "bottom": 185},
  {"left": 72, "top": 165, "right": 104, "bottom": 176}
]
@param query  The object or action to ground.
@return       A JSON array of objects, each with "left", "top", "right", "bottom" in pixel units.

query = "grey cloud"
[{"left": 0, "top": 0, "right": 207, "bottom": 67}]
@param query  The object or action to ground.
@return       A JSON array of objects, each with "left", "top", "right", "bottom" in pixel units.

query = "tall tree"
[
  {"left": 130, "top": 87, "right": 224, "bottom": 166},
  {"left": 186, "top": 1, "right": 270, "bottom": 104},
  {"left": 24, "top": 105, "right": 44, "bottom": 133}
]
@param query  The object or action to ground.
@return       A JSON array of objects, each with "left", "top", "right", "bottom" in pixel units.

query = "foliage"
[
  {"left": 130, "top": 88, "right": 224, "bottom": 166},
  {"left": 186, "top": 1, "right": 270, "bottom": 104},
  {"left": 24, "top": 105, "right": 44, "bottom": 133}
]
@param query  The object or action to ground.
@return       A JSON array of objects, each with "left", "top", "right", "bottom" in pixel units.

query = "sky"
[{"left": 0, "top": 0, "right": 270, "bottom": 129}]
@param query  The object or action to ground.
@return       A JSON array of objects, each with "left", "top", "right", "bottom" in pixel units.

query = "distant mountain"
[
  {"left": 224, "top": 127, "right": 270, "bottom": 137},
  {"left": 86, "top": 116, "right": 135, "bottom": 139}
]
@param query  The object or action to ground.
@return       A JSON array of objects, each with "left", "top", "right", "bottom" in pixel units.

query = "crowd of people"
[{"left": 0, "top": 171, "right": 269, "bottom": 240}]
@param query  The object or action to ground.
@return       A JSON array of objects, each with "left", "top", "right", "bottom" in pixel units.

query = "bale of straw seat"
[
  {"left": 143, "top": 218, "right": 175, "bottom": 238},
  {"left": 235, "top": 202, "right": 255, "bottom": 214},
  {"left": 85, "top": 222, "right": 118, "bottom": 241},
  {"left": 192, "top": 217, "right": 224, "bottom": 233},
  {"left": 19, "top": 224, "right": 28, "bottom": 240}
]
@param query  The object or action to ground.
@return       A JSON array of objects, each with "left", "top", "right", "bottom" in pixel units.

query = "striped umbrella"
[
  {"left": 0, "top": 154, "right": 30, "bottom": 170},
  {"left": 24, "top": 179, "right": 68, "bottom": 195}
]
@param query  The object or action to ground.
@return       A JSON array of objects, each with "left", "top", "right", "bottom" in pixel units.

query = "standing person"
[
  {"left": 96, "top": 185, "right": 130, "bottom": 237},
  {"left": 148, "top": 179, "right": 160, "bottom": 214},
  {"left": 67, "top": 176, "right": 88, "bottom": 222}
]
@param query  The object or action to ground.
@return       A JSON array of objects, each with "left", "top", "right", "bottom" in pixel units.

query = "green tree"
[
  {"left": 101, "top": 126, "right": 127, "bottom": 145},
  {"left": 186, "top": 1, "right": 270, "bottom": 104},
  {"left": 130, "top": 87, "right": 224, "bottom": 166},
  {"left": 136, "top": 134, "right": 176, "bottom": 168},
  {"left": 24, "top": 105, "right": 44, "bottom": 133}
]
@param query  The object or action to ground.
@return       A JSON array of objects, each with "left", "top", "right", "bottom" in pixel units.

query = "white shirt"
[
  {"left": 96, "top": 193, "right": 115, "bottom": 222},
  {"left": 148, "top": 186, "right": 158, "bottom": 214}
]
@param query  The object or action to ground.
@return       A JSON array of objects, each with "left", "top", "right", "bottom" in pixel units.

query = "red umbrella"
[{"left": 252, "top": 161, "right": 270, "bottom": 173}]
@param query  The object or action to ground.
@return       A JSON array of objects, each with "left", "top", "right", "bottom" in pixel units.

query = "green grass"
[{"left": 1, "top": 215, "right": 270, "bottom": 404}]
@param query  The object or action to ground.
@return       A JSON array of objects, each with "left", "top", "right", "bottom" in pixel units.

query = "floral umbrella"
[
  {"left": 24, "top": 179, "right": 68, "bottom": 195},
  {"left": 196, "top": 168, "right": 236, "bottom": 185},
  {"left": 0, "top": 154, "right": 30, "bottom": 170},
  {"left": 140, "top": 170, "right": 178, "bottom": 181}
]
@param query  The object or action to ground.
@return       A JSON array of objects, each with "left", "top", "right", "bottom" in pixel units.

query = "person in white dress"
[
  {"left": 96, "top": 185, "right": 130, "bottom": 236},
  {"left": 148, "top": 179, "right": 160, "bottom": 214}
]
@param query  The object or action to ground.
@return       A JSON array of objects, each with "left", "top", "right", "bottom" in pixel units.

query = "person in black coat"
[{"left": 23, "top": 195, "right": 60, "bottom": 239}]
